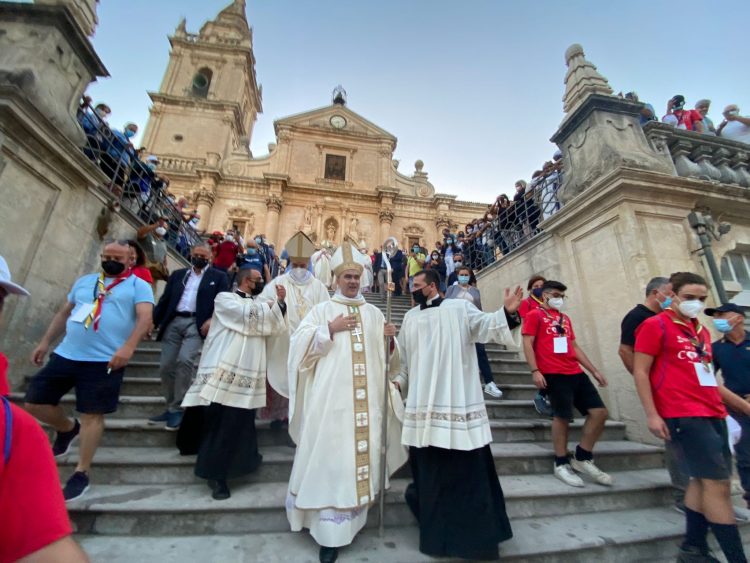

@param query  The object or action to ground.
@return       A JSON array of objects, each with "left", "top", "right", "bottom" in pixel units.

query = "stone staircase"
[{"left": 13, "top": 292, "right": 750, "bottom": 561}]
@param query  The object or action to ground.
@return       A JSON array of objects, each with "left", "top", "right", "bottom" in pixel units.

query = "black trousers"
[
  {"left": 476, "top": 343, "right": 494, "bottom": 384},
  {"left": 405, "top": 444, "right": 512, "bottom": 560}
]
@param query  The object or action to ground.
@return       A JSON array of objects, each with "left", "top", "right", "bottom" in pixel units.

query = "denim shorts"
[
  {"left": 25, "top": 353, "right": 125, "bottom": 414},
  {"left": 664, "top": 417, "right": 732, "bottom": 481}
]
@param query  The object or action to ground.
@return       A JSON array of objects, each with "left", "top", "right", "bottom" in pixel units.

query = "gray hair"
[
  {"left": 645, "top": 276, "right": 670, "bottom": 297},
  {"left": 695, "top": 99, "right": 711, "bottom": 109},
  {"left": 236, "top": 267, "right": 259, "bottom": 286}
]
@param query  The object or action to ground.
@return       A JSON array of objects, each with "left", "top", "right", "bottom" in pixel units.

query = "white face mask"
[
  {"left": 678, "top": 299, "right": 704, "bottom": 319},
  {"left": 225, "top": 235, "right": 234, "bottom": 242},
  {"left": 290, "top": 267, "right": 311, "bottom": 283},
  {"left": 547, "top": 297, "right": 565, "bottom": 311},
  {"left": 155, "top": 226, "right": 167, "bottom": 237}
]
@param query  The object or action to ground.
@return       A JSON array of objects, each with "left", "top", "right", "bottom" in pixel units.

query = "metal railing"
[
  {"left": 76, "top": 100, "right": 203, "bottom": 258},
  {"left": 459, "top": 171, "right": 563, "bottom": 273}
]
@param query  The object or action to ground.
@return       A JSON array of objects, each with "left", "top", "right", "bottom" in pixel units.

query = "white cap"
[{"left": 0, "top": 256, "right": 30, "bottom": 296}]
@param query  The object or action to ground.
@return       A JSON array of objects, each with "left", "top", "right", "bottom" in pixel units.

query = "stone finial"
[
  {"left": 562, "top": 44, "right": 613, "bottom": 114},
  {"left": 415, "top": 159, "right": 424, "bottom": 172},
  {"left": 175, "top": 17, "right": 187, "bottom": 35}
]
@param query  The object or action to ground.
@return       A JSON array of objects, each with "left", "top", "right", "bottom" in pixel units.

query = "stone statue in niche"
[
  {"left": 349, "top": 214, "right": 360, "bottom": 239},
  {"left": 304, "top": 205, "right": 313, "bottom": 226},
  {"left": 326, "top": 223, "right": 336, "bottom": 241}
]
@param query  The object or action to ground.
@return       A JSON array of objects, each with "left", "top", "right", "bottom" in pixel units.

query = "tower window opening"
[{"left": 191, "top": 67, "right": 213, "bottom": 98}]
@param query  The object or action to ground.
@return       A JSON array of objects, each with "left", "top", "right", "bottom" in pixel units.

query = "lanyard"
[
  {"left": 2, "top": 396, "right": 11, "bottom": 466},
  {"left": 667, "top": 314, "right": 711, "bottom": 368},
  {"left": 541, "top": 308, "right": 566, "bottom": 336},
  {"left": 84, "top": 273, "right": 129, "bottom": 331}
]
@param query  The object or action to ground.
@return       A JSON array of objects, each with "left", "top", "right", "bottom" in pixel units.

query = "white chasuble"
[
  {"left": 285, "top": 295, "right": 407, "bottom": 547},
  {"left": 260, "top": 274, "right": 330, "bottom": 398},
  {"left": 181, "top": 292, "right": 287, "bottom": 410},
  {"left": 311, "top": 249, "right": 333, "bottom": 288},
  {"left": 396, "top": 299, "right": 521, "bottom": 450}
]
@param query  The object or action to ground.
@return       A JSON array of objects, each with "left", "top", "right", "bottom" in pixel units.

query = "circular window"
[{"left": 173, "top": 134, "right": 184, "bottom": 142}]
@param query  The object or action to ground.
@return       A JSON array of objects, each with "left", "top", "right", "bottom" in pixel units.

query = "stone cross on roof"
[{"left": 562, "top": 44, "right": 613, "bottom": 115}]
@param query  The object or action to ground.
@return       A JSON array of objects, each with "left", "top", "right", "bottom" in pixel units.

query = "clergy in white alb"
[
  {"left": 285, "top": 243, "right": 407, "bottom": 561},
  {"left": 180, "top": 267, "right": 287, "bottom": 500},
  {"left": 311, "top": 246, "right": 333, "bottom": 289},
  {"left": 395, "top": 269, "right": 523, "bottom": 561},
  {"left": 358, "top": 246, "right": 374, "bottom": 293},
  {"left": 260, "top": 232, "right": 330, "bottom": 424}
]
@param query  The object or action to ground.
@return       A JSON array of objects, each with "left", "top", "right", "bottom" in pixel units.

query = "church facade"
[{"left": 140, "top": 0, "right": 488, "bottom": 250}]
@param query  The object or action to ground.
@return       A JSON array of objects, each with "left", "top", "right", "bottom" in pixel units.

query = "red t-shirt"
[
  {"left": 634, "top": 310, "right": 726, "bottom": 419},
  {"left": 522, "top": 307, "right": 581, "bottom": 375},
  {"left": 132, "top": 265, "right": 154, "bottom": 284},
  {"left": 675, "top": 109, "right": 703, "bottom": 131},
  {"left": 213, "top": 241, "right": 240, "bottom": 269},
  {"left": 0, "top": 402, "right": 72, "bottom": 563},
  {"left": 0, "top": 354, "right": 8, "bottom": 396},
  {"left": 518, "top": 295, "right": 543, "bottom": 319}
]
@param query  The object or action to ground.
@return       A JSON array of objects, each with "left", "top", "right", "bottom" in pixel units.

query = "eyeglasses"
[{"left": 103, "top": 239, "right": 131, "bottom": 246}]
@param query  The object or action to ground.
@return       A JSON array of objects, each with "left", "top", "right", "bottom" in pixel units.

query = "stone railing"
[
  {"left": 159, "top": 156, "right": 205, "bottom": 172},
  {"left": 643, "top": 121, "right": 750, "bottom": 187}
]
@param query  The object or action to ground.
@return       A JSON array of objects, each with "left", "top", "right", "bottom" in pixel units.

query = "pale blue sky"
[{"left": 85, "top": 0, "right": 749, "bottom": 204}]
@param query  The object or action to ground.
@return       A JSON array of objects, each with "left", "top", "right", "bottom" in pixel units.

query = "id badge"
[
  {"left": 694, "top": 362, "right": 717, "bottom": 387},
  {"left": 70, "top": 303, "right": 95, "bottom": 323},
  {"left": 553, "top": 337, "right": 568, "bottom": 354}
]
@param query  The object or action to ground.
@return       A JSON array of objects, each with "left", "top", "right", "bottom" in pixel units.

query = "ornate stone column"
[
  {"left": 378, "top": 209, "right": 394, "bottom": 244},
  {"left": 193, "top": 187, "right": 216, "bottom": 232},
  {"left": 434, "top": 214, "right": 451, "bottom": 243},
  {"left": 264, "top": 195, "right": 284, "bottom": 246},
  {"left": 314, "top": 205, "right": 324, "bottom": 242}
]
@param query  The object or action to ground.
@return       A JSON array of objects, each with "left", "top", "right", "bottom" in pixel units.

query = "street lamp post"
[{"left": 688, "top": 210, "right": 731, "bottom": 304}]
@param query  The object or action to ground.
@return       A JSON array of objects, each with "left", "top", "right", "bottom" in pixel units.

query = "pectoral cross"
[{"left": 352, "top": 326, "right": 363, "bottom": 342}]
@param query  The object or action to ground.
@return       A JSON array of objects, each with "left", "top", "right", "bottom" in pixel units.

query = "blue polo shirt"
[
  {"left": 713, "top": 331, "right": 750, "bottom": 396},
  {"left": 55, "top": 273, "right": 154, "bottom": 362}
]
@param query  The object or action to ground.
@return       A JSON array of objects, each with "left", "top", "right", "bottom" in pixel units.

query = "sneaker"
[
  {"left": 533, "top": 391, "right": 553, "bottom": 418},
  {"left": 166, "top": 411, "right": 183, "bottom": 431},
  {"left": 676, "top": 544, "right": 720, "bottom": 563},
  {"left": 483, "top": 382, "right": 503, "bottom": 399},
  {"left": 570, "top": 457, "right": 614, "bottom": 486},
  {"left": 63, "top": 471, "right": 90, "bottom": 502},
  {"left": 554, "top": 463, "right": 584, "bottom": 487},
  {"left": 52, "top": 419, "right": 80, "bottom": 458},
  {"left": 148, "top": 411, "right": 170, "bottom": 425},
  {"left": 673, "top": 499, "right": 686, "bottom": 515},
  {"left": 734, "top": 507, "right": 750, "bottom": 522}
]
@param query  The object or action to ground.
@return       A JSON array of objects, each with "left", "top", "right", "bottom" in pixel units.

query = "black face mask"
[
  {"left": 102, "top": 260, "right": 126, "bottom": 276},
  {"left": 250, "top": 280, "right": 265, "bottom": 296},
  {"left": 412, "top": 288, "right": 429, "bottom": 306},
  {"left": 191, "top": 256, "right": 209, "bottom": 270}
]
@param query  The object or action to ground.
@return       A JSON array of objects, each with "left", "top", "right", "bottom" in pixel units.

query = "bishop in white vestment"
[
  {"left": 260, "top": 232, "right": 330, "bottom": 424},
  {"left": 286, "top": 243, "right": 407, "bottom": 563},
  {"left": 311, "top": 247, "right": 333, "bottom": 289},
  {"left": 395, "top": 269, "right": 523, "bottom": 560},
  {"left": 180, "top": 267, "right": 287, "bottom": 500}
]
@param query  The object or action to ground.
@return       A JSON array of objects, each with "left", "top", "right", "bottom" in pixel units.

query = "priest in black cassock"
[{"left": 394, "top": 269, "right": 523, "bottom": 560}]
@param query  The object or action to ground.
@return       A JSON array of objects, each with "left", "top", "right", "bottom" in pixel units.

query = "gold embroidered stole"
[{"left": 347, "top": 303, "right": 372, "bottom": 505}]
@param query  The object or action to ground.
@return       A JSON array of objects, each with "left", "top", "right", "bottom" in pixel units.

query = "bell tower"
[{"left": 141, "top": 0, "right": 262, "bottom": 161}]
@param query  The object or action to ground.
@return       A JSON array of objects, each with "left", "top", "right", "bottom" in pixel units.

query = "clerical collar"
[
  {"left": 421, "top": 296, "right": 443, "bottom": 310},
  {"left": 235, "top": 289, "right": 249, "bottom": 299}
]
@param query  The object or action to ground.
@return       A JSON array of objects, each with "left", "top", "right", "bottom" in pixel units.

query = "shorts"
[
  {"left": 24, "top": 353, "right": 125, "bottom": 414},
  {"left": 543, "top": 372, "right": 605, "bottom": 420},
  {"left": 664, "top": 417, "right": 732, "bottom": 480}
]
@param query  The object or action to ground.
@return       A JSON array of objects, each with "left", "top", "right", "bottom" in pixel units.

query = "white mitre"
[
  {"left": 285, "top": 231, "right": 316, "bottom": 262},
  {"left": 331, "top": 239, "right": 369, "bottom": 276}
]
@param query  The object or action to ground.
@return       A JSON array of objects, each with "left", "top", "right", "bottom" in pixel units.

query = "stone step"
[
  {"left": 66, "top": 469, "right": 673, "bottom": 536},
  {"left": 56, "top": 441, "right": 664, "bottom": 485},
  {"left": 87, "top": 418, "right": 627, "bottom": 448},
  {"left": 75, "top": 507, "right": 750, "bottom": 563}
]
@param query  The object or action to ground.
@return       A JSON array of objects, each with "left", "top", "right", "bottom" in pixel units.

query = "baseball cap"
[
  {"left": 0, "top": 256, "right": 30, "bottom": 296},
  {"left": 704, "top": 303, "right": 745, "bottom": 317}
]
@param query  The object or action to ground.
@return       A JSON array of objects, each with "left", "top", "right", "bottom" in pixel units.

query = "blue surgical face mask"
[
  {"left": 531, "top": 287, "right": 544, "bottom": 299},
  {"left": 713, "top": 319, "right": 733, "bottom": 334},
  {"left": 124, "top": 129, "right": 136, "bottom": 138},
  {"left": 247, "top": 248, "right": 257, "bottom": 255},
  {"left": 458, "top": 275, "right": 470, "bottom": 285},
  {"left": 255, "top": 237, "right": 262, "bottom": 245},
  {"left": 659, "top": 296, "right": 672, "bottom": 310}
]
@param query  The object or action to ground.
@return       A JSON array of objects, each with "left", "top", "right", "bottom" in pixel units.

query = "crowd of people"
[
  {"left": 77, "top": 98, "right": 203, "bottom": 259},
  {"left": 2, "top": 225, "right": 750, "bottom": 562}
]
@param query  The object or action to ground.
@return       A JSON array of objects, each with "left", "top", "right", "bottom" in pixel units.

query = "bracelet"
[{"left": 530, "top": 369, "right": 540, "bottom": 374}]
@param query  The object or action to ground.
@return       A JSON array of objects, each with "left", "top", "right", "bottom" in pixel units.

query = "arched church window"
[{"left": 191, "top": 67, "right": 213, "bottom": 98}]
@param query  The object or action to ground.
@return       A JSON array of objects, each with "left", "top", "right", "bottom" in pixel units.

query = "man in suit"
[{"left": 149, "top": 244, "right": 229, "bottom": 430}]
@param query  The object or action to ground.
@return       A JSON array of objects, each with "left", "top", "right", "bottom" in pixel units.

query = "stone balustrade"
[
  {"left": 643, "top": 121, "right": 750, "bottom": 187},
  {"left": 159, "top": 156, "right": 206, "bottom": 172}
]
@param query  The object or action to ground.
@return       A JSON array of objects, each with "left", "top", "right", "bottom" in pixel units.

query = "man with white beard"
[
  {"left": 286, "top": 242, "right": 407, "bottom": 563},
  {"left": 260, "top": 232, "right": 330, "bottom": 427}
]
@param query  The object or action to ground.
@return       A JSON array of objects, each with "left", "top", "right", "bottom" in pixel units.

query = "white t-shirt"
[{"left": 722, "top": 121, "right": 750, "bottom": 144}]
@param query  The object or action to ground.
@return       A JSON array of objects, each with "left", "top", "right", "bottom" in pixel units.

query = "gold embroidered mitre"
[
  {"left": 331, "top": 239, "right": 365, "bottom": 277},
  {"left": 285, "top": 231, "right": 316, "bottom": 262}
]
